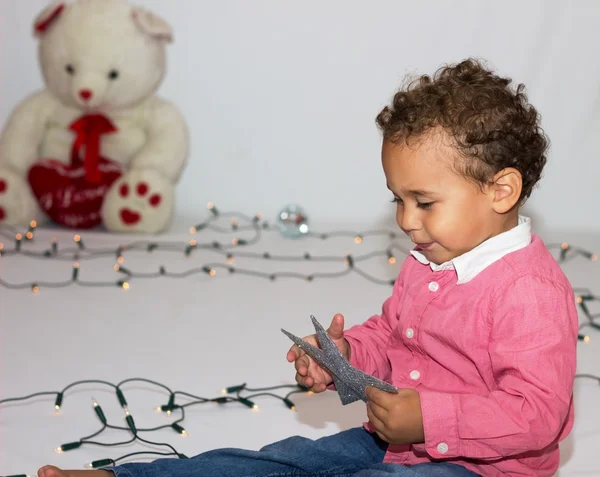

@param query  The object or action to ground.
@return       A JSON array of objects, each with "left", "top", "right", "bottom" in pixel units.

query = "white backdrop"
[
  {"left": 1, "top": 0, "right": 600, "bottom": 233},
  {"left": 2, "top": 4, "right": 600, "bottom": 475}
]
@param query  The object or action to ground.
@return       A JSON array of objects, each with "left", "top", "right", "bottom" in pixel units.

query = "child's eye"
[
  {"left": 391, "top": 197, "right": 403, "bottom": 205},
  {"left": 417, "top": 202, "right": 434, "bottom": 210}
]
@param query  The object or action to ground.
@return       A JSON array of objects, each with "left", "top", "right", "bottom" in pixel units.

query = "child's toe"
[{"left": 38, "top": 465, "right": 65, "bottom": 477}]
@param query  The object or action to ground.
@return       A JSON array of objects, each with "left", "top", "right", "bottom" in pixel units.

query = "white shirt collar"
[{"left": 410, "top": 215, "right": 532, "bottom": 284}]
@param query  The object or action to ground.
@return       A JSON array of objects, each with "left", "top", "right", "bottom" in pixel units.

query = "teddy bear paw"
[
  {"left": 0, "top": 166, "right": 44, "bottom": 226},
  {"left": 101, "top": 169, "right": 174, "bottom": 234}
]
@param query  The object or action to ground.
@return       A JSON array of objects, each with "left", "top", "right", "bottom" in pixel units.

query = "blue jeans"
[{"left": 109, "top": 427, "right": 480, "bottom": 477}]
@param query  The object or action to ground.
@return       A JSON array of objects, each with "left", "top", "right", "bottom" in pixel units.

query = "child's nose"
[{"left": 398, "top": 208, "right": 421, "bottom": 234}]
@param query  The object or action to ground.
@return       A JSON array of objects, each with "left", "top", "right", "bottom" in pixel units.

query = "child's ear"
[{"left": 490, "top": 168, "right": 522, "bottom": 213}]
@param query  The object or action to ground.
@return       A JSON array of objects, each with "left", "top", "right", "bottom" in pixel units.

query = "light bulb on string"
[
  {"left": 207, "top": 202, "right": 218, "bottom": 216},
  {"left": 54, "top": 441, "right": 81, "bottom": 453},
  {"left": 171, "top": 423, "right": 188, "bottom": 436},
  {"left": 185, "top": 239, "right": 197, "bottom": 256},
  {"left": 283, "top": 398, "right": 296, "bottom": 410},
  {"left": 344, "top": 254, "right": 354, "bottom": 268},
  {"left": 560, "top": 242, "right": 570, "bottom": 261},
  {"left": 72, "top": 262, "right": 80, "bottom": 281},
  {"left": 54, "top": 393, "right": 63, "bottom": 411},
  {"left": 386, "top": 249, "right": 396, "bottom": 264},
  {"left": 85, "top": 459, "right": 113, "bottom": 469},
  {"left": 25, "top": 220, "right": 36, "bottom": 240},
  {"left": 73, "top": 235, "right": 84, "bottom": 249},
  {"left": 222, "top": 384, "right": 246, "bottom": 394}
]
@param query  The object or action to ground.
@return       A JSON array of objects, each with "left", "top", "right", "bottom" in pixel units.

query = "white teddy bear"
[{"left": 0, "top": 0, "right": 189, "bottom": 233}]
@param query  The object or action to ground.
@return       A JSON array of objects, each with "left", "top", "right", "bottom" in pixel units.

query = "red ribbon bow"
[{"left": 69, "top": 114, "right": 118, "bottom": 183}]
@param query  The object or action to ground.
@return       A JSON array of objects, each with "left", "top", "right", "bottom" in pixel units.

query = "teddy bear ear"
[
  {"left": 132, "top": 7, "right": 173, "bottom": 43},
  {"left": 33, "top": 2, "right": 66, "bottom": 38}
]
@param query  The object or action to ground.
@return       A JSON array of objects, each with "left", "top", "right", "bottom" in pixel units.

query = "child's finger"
[
  {"left": 286, "top": 344, "right": 304, "bottom": 362},
  {"left": 366, "top": 403, "right": 388, "bottom": 439},
  {"left": 295, "top": 355, "right": 311, "bottom": 375},
  {"left": 296, "top": 372, "right": 314, "bottom": 389},
  {"left": 327, "top": 313, "right": 345, "bottom": 340},
  {"left": 366, "top": 397, "right": 388, "bottom": 422}
]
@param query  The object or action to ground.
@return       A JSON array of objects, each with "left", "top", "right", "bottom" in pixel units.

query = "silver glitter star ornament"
[{"left": 282, "top": 315, "right": 397, "bottom": 405}]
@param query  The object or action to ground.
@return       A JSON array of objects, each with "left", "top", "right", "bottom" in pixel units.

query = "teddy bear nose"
[{"left": 79, "top": 89, "right": 93, "bottom": 101}]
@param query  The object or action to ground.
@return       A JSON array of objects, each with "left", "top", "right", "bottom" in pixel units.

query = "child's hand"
[
  {"left": 286, "top": 313, "right": 350, "bottom": 393},
  {"left": 365, "top": 387, "right": 425, "bottom": 445}
]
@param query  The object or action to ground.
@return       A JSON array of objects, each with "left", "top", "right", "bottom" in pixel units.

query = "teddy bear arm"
[
  {"left": 0, "top": 91, "right": 57, "bottom": 175},
  {"left": 129, "top": 99, "right": 189, "bottom": 183}
]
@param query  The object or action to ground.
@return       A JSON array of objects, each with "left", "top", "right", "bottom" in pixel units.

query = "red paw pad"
[
  {"left": 0, "top": 206, "right": 5, "bottom": 221},
  {"left": 136, "top": 182, "right": 148, "bottom": 196},
  {"left": 120, "top": 207, "right": 141, "bottom": 225},
  {"left": 149, "top": 194, "right": 162, "bottom": 207},
  {"left": 119, "top": 183, "right": 129, "bottom": 198},
  {"left": 0, "top": 179, "right": 7, "bottom": 194}
]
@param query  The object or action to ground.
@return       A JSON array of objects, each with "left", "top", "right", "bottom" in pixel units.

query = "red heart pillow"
[{"left": 28, "top": 158, "right": 122, "bottom": 229}]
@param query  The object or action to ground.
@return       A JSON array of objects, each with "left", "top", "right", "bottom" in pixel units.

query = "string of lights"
[
  {"left": 1, "top": 369, "right": 599, "bottom": 477},
  {"left": 0, "top": 203, "right": 597, "bottom": 292},
  {"left": 0, "top": 377, "right": 310, "bottom": 474},
  {"left": 0, "top": 204, "right": 598, "bottom": 476}
]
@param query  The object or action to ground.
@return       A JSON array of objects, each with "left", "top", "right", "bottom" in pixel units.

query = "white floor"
[{"left": 0, "top": 217, "right": 598, "bottom": 476}]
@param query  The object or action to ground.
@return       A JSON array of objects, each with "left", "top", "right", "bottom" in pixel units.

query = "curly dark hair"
[{"left": 375, "top": 58, "right": 549, "bottom": 203}]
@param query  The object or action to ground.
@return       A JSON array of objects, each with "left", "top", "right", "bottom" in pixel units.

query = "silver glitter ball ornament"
[{"left": 277, "top": 204, "right": 309, "bottom": 238}]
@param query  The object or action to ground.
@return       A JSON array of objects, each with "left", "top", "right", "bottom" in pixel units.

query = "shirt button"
[
  {"left": 406, "top": 328, "right": 414, "bottom": 339},
  {"left": 410, "top": 370, "right": 420, "bottom": 380},
  {"left": 428, "top": 281, "right": 439, "bottom": 292},
  {"left": 437, "top": 442, "right": 449, "bottom": 454}
]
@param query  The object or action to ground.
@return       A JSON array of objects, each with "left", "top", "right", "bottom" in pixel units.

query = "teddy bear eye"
[
  {"left": 65, "top": 64, "right": 75, "bottom": 75},
  {"left": 108, "top": 69, "right": 119, "bottom": 80}
]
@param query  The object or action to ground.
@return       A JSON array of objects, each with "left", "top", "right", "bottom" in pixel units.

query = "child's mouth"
[{"left": 415, "top": 242, "right": 434, "bottom": 251}]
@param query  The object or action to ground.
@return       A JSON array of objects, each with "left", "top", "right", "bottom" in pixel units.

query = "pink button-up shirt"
[{"left": 344, "top": 220, "right": 578, "bottom": 477}]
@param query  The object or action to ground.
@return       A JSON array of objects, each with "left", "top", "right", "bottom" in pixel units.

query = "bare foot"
[{"left": 38, "top": 465, "right": 113, "bottom": 477}]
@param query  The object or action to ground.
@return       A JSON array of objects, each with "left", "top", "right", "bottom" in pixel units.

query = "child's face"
[{"left": 382, "top": 135, "right": 503, "bottom": 265}]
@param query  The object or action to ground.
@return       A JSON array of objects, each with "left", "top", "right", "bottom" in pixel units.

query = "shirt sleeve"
[
  {"left": 341, "top": 259, "right": 408, "bottom": 382},
  {"left": 415, "top": 274, "right": 578, "bottom": 460}
]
